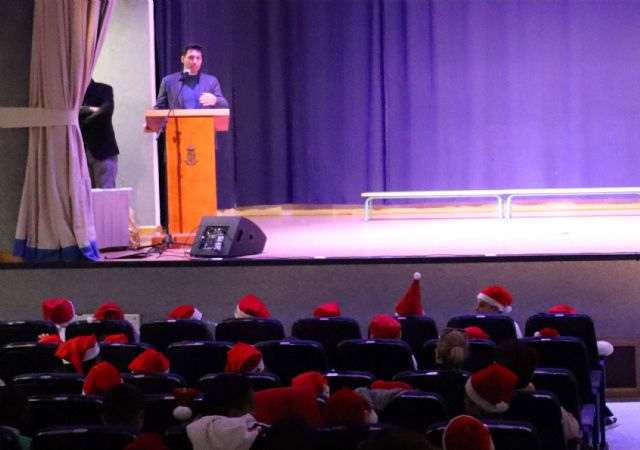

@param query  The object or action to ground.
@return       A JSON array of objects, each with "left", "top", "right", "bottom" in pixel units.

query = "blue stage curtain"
[{"left": 154, "top": 0, "right": 640, "bottom": 208}]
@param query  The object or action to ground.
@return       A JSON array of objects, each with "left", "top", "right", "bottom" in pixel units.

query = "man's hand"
[{"left": 199, "top": 92, "right": 218, "bottom": 107}]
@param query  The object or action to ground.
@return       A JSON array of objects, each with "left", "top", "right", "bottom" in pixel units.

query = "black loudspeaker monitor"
[{"left": 190, "top": 216, "right": 267, "bottom": 258}]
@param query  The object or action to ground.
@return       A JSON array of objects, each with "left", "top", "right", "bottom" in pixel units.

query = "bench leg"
[{"left": 364, "top": 198, "right": 372, "bottom": 221}]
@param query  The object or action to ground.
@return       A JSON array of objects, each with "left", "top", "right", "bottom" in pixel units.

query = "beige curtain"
[{"left": 1, "top": 0, "right": 116, "bottom": 261}]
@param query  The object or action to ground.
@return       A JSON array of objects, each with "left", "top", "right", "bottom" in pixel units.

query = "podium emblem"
[{"left": 185, "top": 146, "right": 199, "bottom": 166}]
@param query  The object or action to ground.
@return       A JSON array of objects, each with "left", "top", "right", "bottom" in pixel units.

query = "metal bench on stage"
[{"left": 361, "top": 187, "right": 640, "bottom": 221}]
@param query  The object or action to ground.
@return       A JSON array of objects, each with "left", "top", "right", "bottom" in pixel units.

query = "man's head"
[{"left": 181, "top": 44, "right": 203, "bottom": 75}]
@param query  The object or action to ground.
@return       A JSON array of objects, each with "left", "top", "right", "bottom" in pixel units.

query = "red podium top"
[{"left": 144, "top": 109, "right": 230, "bottom": 132}]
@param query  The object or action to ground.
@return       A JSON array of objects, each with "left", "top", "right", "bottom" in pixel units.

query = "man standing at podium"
[{"left": 154, "top": 44, "right": 228, "bottom": 110}]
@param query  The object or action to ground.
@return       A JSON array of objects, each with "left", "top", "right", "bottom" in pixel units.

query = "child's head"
[
  {"left": 436, "top": 328, "right": 469, "bottom": 369},
  {"left": 475, "top": 286, "right": 512, "bottom": 315}
]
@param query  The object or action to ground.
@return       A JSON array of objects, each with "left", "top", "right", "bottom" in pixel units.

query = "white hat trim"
[
  {"left": 477, "top": 293, "right": 512, "bottom": 314},
  {"left": 83, "top": 342, "right": 101, "bottom": 362},
  {"left": 234, "top": 306, "right": 253, "bottom": 319},
  {"left": 191, "top": 308, "right": 203, "bottom": 320},
  {"left": 465, "top": 378, "right": 509, "bottom": 413}
]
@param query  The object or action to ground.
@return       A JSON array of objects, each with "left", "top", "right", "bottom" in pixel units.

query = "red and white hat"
[
  {"left": 394, "top": 272, "right": 424, "bottom": 316},
  {"left": 313, "top": 302, "right": 341, "bottom": 318},
  {"left": 172, "top": 387, "right": 200, "bottom": 421},
  {"left": 103, "top": 333, "right": 129, "bottom": 343},
  {"left": 225, "top": 342, "right": 264, "bottom": 373},
  {"left": 369, "top": 314, "right": 402, "bottom": 339},
  {"left": 321, "top": 387, "right": 377, "bottom": 426},
  {"left": 42, "top": 298, "right": 75, "bottom": 326},
  {"left": 128, "top": 348, "right": 170, "bottom": 373},
  {"left": 235, "top": 294, "right": 271, "bottom": 319},
  {"left": 477, "top": 286, "right": 513, "bottom": 314},
  {"left": 55, "top": 335, "right": 100, "bottom": 374},
  {"left": 534, "top": 327, "right": 561, "bottom": 338},
  {"left": 443, "top": 415, "right": 495, "bottom": 450},
  {"left": 291, "top": 371, "right": 330, "bottom": 397},
  {"left": 168, "top": 305, "right": 202, "bottom": 320},
  {"left": 37, "top": 333, "right": 63, "bottom": 344},
  {"left": 465, "top": 364, "right": 518, "bottom": 413},
  {"left": 255, "top": 386, "right": 321, "bottom": 425},
  {"left": 94, "top": 302, "right": 125, "bottom": 321},
  {"left": 83, "top": 361, "right": 122, "bottom": 395},
  {"left": 465, "top": 326, "right": 490, "bottom": 340},
  {"left": 125, "top": 434, "right": 171, "bottom": 450},
  {"left": 548, "top": 304, "right": 576, "bottom": 314},
  {"left": 370, "top": 380, "right": 413, "bottom": 391}
]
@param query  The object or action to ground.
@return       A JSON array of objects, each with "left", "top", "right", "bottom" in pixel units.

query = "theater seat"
[
  {"left": 31, "top": 425, "right": 137, "bottom": 450},
  {"left": 394, "top": 369, "right": 470, "bottom": 417},
  {"left": 26, "top": 394, "right": 104, "bottom": 436},
  {"left": 164, "top": 341, "right": 232, "bottom": 386},
  {"left": 215, "top": 318, "right": 285, "bottom": 344},
  {"left": 0, "top": 343, "right": 61, "bottom": 381},
  {"left": 256, "top": 339, "right": 328, "bottom": 384},
  {"left": 100, "top": 342, "right": 152, "bottom": 372},
  {"left": 395, "top": 315, "right": 438, "bottom": 357},
  {"left": 377, "top": 391, "right": 447, "bottom": 434},
  {"left": 65, "top": 319, "right": 137, "bottom": 343},
  {"left": 324, "top": 370, "right": 376, "bottom": 392},
  {"left": 0, "top": 426, "right": 21, "bottom": 450},
  {"left": 0, "top": 320, "right": 58, "bottom": 347},
  {"left": 200, "top": 371, "right": 281, "bottom": 392},
  {"left": 122, "top": 372, "right": 186, "bottom": 395},
  {"left": 447, "top": 314, "right": 517, "bottom": 345},
  {"left": 140, "top": 320, "right": 214, "bottom": 352},
  {"left": 335, "top": 339, "right": 415, "bottom": 381},
  {"left": 426, "top": 419, "right": 542, "bottom": 450},
  {"left": 13, "top": 372, "right": 85, "bottom": 396},
  {"left": 291, "top": 317, "right": 362, "bottom": 367}
]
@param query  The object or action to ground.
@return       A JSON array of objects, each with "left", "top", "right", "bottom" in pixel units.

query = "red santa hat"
[
  {"left": 234, "top": 294, "right": 271, "bottom": 319},
  {"left": 128, "top": 348, "right": 170, "bottom": 373},
  {"left": 394, "top": 272, "right": 424, "bottom": 316},
  {"left": 291, "top": 371, "right": 330, "bottom": 397},
  {"left": 94, "top": 302, "right": 125, "bottom": 320},
  {"left": 370, "top": 380, "right": 413, "bottom": 391},
  {"left": 103, "top": 333, "right": 129, "bottom": 343},
  {"left": 125, "top": 434, "right": 171, "bottom": 450},
  {"left": 55, "top": 335, "right": 100, "bottom": 374},
  {"left": 443, "top": 415, "right": 495, "bottom": 450},
  {"left": 37, "top": 333, "right": 63, "bottom": 344},
  {"left": 254, "top": 386, "right": 321, "bottom": 424},
  {"left": 42, "top": 298, "right": 75, "bottom": 326},
  {"left": 548, "top": 304, "right": 576, "bottom": 314},
  {"left": 369, "top": 314, "right": 402, "bottom": 339},
  {"left": 465, "top": 326, "right": 490, "bottom": 340},
  {"left": 465, "top": 364, "right": 518, "bottom": 414},
  {"left": 82, "top": 361, "right": 122, "bottom": 395},
  {"left": 534, "top": 327, "right": 561, "bottom": 338},
  {"left": 172, "top": 387, "right": 200, "bottom": 422},
  {"left": 225, "top": 342, "right": 264, "bottom": 373},
  {"left": 313, "top": 302, "right": 341, "bottom": 318},
  {"left": 322, "top": 387, "right": 377, "bottom": 426},
  {"left": 168, "top": 305, "right": 202, "bottom": 320},
  {"left": 477, "top": 286, "right": 513, "bottom": 314}
]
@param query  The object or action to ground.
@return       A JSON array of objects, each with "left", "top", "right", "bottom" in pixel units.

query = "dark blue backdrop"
[{"left": 155, "top": 0, "right": 640, "bottom": 209}]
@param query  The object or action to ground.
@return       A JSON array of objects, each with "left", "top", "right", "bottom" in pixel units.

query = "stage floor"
[{"left": 103, "top": 211, "right": 640, "bottom": 261}]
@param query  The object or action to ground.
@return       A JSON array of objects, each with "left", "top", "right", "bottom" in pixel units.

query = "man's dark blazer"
[
  {"left": 154, "top": 72, "right": 229, "bottom": 110},
  {"left": 79, "top": 80, "right": 120, "bottom": 160}
]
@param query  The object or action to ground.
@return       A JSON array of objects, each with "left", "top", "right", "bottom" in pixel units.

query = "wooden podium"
[{"left": 145, "top": 109, "right": 230, "bottom": 234}]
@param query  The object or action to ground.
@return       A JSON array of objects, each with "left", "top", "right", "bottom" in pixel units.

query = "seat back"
[
  {"left": 420, "top": 338, "right": 495, "bottom": 372},
  {"left": 31, "top": 425, "right": 137, "bottom": 450},
  {"left": 65, "top": 320, "right": 137, "bottom": 342},
  {"left": 215, "top": 318, "right": 285, "bottom": 344},
  {"left": 395, "top": 315, "right": 438, "bottom": 356},
  {"left": 164, "top": 425, "right": 192, "bottom": 450},
  {"left": 519, "top": 337, "right": 595, "bottom": 405},
  {"left": 505, "top": 391, "right": 568, "bottom": 450},
  {"left": 13, "top": 372, "right": 85, "bottom": 396},
  {"left": 26, "top": 394, "right": 104, "bottom": 436},
  {"left": 324, "top": 370, "right": 376, "bottom": 392},
  {"left": 99, "top": 342, "right": 152, "bottom": 372},
  {"left": 140, "top": 320, "right": 214, "bottom": 352},
  {"left": 164, "top": 340, "right": 232, "bottom": 386},
  {"left": 447, "top": 314, "right": 517, "bottom": 345},
  {"left": 292, "top": 317, "right": 362, "bottom": 367},
  {"left": 0, "top": 426, "right": 22, "bottom": 450},
  {"left": 0, "top": 343, "right": 61, "bottom": 381},
  {"left": 394, "top": 369, "right": 470, "bottom": 417},
  {"left": 122, "top": 372, "right": 186, "bottom": 394},
  {"left": 335, "top": 339, "right": 415, "bottom": 380},
  {"left": 256, "top": 339, "right": 328, "bottom": 384},
  {"left": 0, "top": 320, "right": 58, "bottom": 347},
  {"left": 143, "top": 394, "right": 182, "bottom": 434},
  {"left": 525, "top": 313, "right": 600, "bottom": 368},
  {"left": 532, "top": 368, "right": 582, "bottom": 422},
  {"left": 314, "top": 423, "right": 391, "bottom": 450},
  {"left": 377, "top": 391, "right": 447, "bottom": 433},
  {"left": 426, "top": 419, "right": 542, "bottom": 450},
  {"left": 199, "top": 371, "right": 281, "bottom": 392}
]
